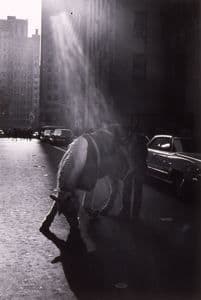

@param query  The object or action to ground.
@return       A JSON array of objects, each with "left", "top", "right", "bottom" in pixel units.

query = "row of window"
[{"left": 133, "top": 12, "right": 147, "bottom": 39}]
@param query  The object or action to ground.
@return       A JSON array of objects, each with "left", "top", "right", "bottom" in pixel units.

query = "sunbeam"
[{"left": 50, "top": 7, "right": 116, "bottom": 131}]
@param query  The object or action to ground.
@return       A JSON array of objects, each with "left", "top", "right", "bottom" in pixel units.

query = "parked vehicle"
[
  {"left": 39, "top": 125, "right": 63, "bottom": 142},
  {"left": 147, "top": 135, "right": 201, "bottom": 199},
  {"left": 41, "top": 129, "right": 53, "bottom": 142},
  {"left": 0, "top": 129, "right": 4, "bottom": 137},
  {"left": 49, "top": 129, "right": 74, "bottom": 146},
  {"left": 32, "top": 131, "right": 39, "bottom": 138}
]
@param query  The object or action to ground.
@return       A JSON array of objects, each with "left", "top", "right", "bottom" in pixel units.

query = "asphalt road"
[
  {"left": 0, "top": 138, "right": 200, "bottom": 300},
  {"left": 0, "top": 138, "right": 72, "bottom": 299}
]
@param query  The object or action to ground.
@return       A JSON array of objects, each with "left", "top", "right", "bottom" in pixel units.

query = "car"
[
  {"left": 49, "top": 128, "right": 74, "bottom": 146},
  {"left": 147, "top": 135, "right": 201, "bottom": 199},
  {"left": 0, "top": 129, "right": 4, "bottom": 137},
  {"left": 32, "top": 131, "right": 39, "bottom": 138},
  {"left": 40, "top": 129, "right": 53, "bottom": 142},
  {"left": 39, "top": 125, "right": 64, "bottom": 141}
]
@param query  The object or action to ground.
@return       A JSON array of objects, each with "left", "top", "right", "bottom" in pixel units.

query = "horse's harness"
[
  {"left": 55, "top": 131, "right": 133, "bottom": 216},
  {"left": 77, "top": 132, "right": 132, "bottom": 190},
  {"left": 76, "top": 133, "right": 101, "bottom": 191}
]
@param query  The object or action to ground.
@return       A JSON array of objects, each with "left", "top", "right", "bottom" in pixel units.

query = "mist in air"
[{"left": 50, "top": 10, "right": 116, "bottom": 131}]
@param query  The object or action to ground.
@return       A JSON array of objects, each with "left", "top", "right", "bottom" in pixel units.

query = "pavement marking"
[
  {"left": 160, "top": 217, "right": 173, "bottom": 222},
  {"left": 114, "top": 282, "right": 128, "bottom": 289},
  {"left": 53, "top": 146, "right": 66, "bottom": 153}
]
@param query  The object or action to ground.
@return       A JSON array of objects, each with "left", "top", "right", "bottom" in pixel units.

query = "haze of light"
[{"left": 0, "top": 0, "right": 41, "bottom": 36}]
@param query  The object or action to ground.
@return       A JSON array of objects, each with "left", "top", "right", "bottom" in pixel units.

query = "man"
[
  {"left": 121, "top": 123, "right": 148, "bottom": 219},
  {"left": 130, "top": 133, "right": 148, "bottom": 217}
]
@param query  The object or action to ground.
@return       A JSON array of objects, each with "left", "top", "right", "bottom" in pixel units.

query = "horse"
[{"left": 39, "top": 126, "right": 132, "bottom": 252}]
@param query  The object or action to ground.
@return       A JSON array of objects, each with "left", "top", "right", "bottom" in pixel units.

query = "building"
[
  {"left": 0, "top": 16, "right": 40, "bottom": 128},
  {"left": 85, "top": 0, "right": 201, "bottom": 134},
  {"left": 40, "top": 0, "right": 86, "bottom": 131},
  {"left": 27, "top": 29, "right": 40, "bottom": 128},
  {"left": 40, "top": 0, "right": 201, "bottom": 134}
]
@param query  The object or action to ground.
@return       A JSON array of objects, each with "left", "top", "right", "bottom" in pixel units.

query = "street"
[
  {"left": 0, "top": 138, "right": 72, "bottom": 299},
  {"left": 0, "top": 138, "right": 200, "bottom": 300}
]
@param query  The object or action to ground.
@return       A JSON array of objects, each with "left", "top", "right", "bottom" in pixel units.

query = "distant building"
[
  {"left": 40, "top": 0, "right": 65, "bottom": 128},
  {"left": 40, "top": 0, "right": 200, "bottom": 134},
  {"left": 0, "top": 16, "right": 40, "bottom": 128}
]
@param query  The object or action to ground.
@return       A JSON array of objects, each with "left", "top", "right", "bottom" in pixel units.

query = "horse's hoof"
[
  {"left": 51, "top": 256, "right": 61, "bottom": 264},
  {"left": 50, "top": 193, "right": 58, "bottom": 201}
]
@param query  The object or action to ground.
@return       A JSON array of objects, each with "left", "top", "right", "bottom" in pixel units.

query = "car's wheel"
[{"left": 174, "top": 175, "right": 194, "bottom": 202}]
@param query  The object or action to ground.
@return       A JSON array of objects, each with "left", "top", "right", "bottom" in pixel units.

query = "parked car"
[
  {"left": 32, "top": 131, "right": 39, "bottom": 138},
  {"left": 147, "top": 135, "right": 201, "bottom": 199},
  {"left": 49, "top": 129, "right": 74, "bottom": 146},
  {"left": 0, "top": 129, "right": 4, "bottom": 137},
  {"left": 40, "top": 129, "right": 53, "bottom": 142},
  {"left": 39, "top": 125, "right": 64, "bottom": 141}
]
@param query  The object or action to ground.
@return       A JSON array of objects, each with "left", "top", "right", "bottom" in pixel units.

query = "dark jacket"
[{"left": 130, "top": 134, "right": 148, "bottom": 178}]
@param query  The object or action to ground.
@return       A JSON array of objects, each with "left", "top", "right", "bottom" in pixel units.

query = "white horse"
[{"left": 40, "top": 128, "right": 132, "bottom": 252}]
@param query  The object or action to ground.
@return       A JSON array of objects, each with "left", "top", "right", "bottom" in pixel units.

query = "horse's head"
[{"left": 106, "top": 123, "right": 126, "bottom": 145}]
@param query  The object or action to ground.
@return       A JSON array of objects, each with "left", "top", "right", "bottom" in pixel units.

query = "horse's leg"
[
  {"left": 40, "top": 201, "right": 57, "bottom": 234},
  {"left": 59, "top": 192, "right": 95, "bottom": 252},
  {"left": 100, "top": 177, "right": 118, "bottom": 216},
  {"left": 41, "top": 228, "right": 66, "bottom": 250},
  {"left": 120, "top": 172, "right": 133, "bottom": 218},
  {"left": 61, "top": 195, "right": 81, "bottom": 240},
  {"left": 79, "top": 206, "right": 96, "bottom": 253}
]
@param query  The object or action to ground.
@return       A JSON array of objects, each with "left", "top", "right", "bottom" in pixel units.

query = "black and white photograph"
[{"left": 0, "top": 0, "right": 201, "bottom": 299}]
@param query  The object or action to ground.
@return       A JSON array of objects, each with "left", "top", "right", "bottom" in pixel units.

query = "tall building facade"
[
  {"left": 40, "top": 0, "right": 87, "bottom": 131},
  {"left": 40, "top": 0, "right": 200, "bottom": 134},
  {"left": 85, "top": 0, "right": 201, "bottom": 133},
  {"left": 0, "top": 16, "right": 40, "bottom": 128},
  {"left": 40, "top": 0, "right": 66, "bottom": 128}
]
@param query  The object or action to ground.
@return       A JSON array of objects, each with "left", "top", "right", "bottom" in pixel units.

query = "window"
[
  {"left": 173, "top": 138, "right": 200, "bottom": 153},
  {"left": 173, "top": 139, "right": 183, "bottom": 152},
  {"left": 149, "top": 137, "right": 171, "bottom": 151},
  {"left": 133, "top": 54, "right": 146, "bottom": 79},
  {"left": 133, "top": 12, "right": 147, "bottom": 39}
]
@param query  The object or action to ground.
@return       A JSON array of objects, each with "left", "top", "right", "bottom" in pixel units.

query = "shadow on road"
[
  {"left": 37, "top": 142, "right": 201, "bottom": 299},
  {"left": 41, "top": 216, "right": 201, "bottom": 300}
]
